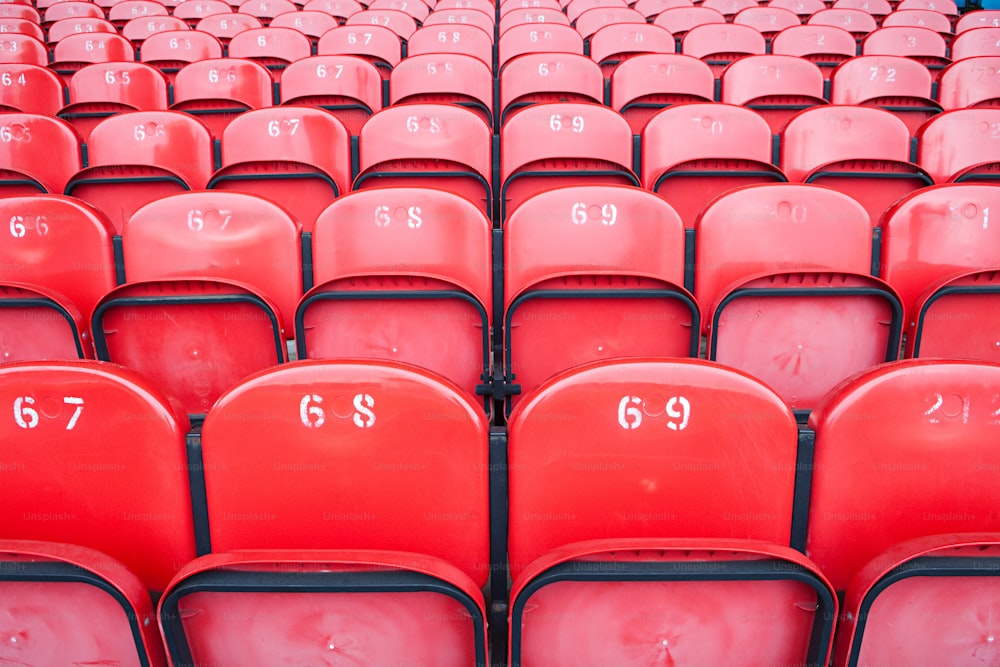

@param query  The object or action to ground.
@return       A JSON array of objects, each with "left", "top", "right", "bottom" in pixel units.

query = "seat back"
[
  {"left": 720, "top": 54, "right": 827, "bottom": 133},
  {"left": 917, "top": 108, "right": 1000, "bottom": 183},
  {"left": 171, "top": 57, "right": 273, "bottom": 137},
  {"left": 498, "top": 23, "right": 583, "bottom": 71},
  {"left": 938, "top": 56, "right": 1000, "bottom": 110},
  {"left": 0, "top": 64, "right": 64, "bottom": 116},
  {"left": 0, "top": 113, "right": 81, "bottom": 195},
  {"left": 829, "top": 55, "right": 940, "bottom": 135},
  {"left": 61, "top": 62, "right": 170, "bottom": 141},
  {"left": 499, "top": 52, "right": 604, "bottom": 126},
  {"left": 390, "top": 53, "right": 494, "bottom": 127}
]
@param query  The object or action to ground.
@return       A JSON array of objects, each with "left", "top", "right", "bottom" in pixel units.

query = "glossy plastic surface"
[
  {"left": 610, "top": 53, "right": 714, "bottom": 133},
  {"left": 171, "top": 58, "right": 273, "bottom": 137},
  {"left": 720, "top": 55, "right": 827, "bottom": 133},
  {"left": 280, "top": 55, "right": 382, "bottom": 134},
  {"left": 0, "top": 64, "right": 64, "bottom": 115},
  {"left": 917, "top": 108, "right": 1000, "bottom": 182},
  {"left": 498, "top": 23, "right": 583, "bottom": 71},
  {"left": 408, "top": 24, "right": 493, "bottom": 68},
  {"left": 938, "top": 56, "right": 1000, "bottom": 110},
  {"left": 0, "top": 113, "right": 81, "bottom": 195},
  {"left": 390, "top": 53, "right": 493, "bottom": 126},
  {"left": 830, "top": 55, "right": 940, "bottom": 134}
]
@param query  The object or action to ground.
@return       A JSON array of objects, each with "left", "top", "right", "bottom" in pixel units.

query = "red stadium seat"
[
  {"left": 501, "top": 0, "right": 561, "bottom": 14},
  {"left": 862, "top": 26, "right": 950, "bottom": 83},
  {"left": 956, "top": 10, "right": 1000, "bottom": 34},
  {"left": 427, "top": 8, "right": 496, "bottom": 41},
  {"left": 346, "top": 9, "right": 417, "bottom": 41},
  {"left": 171, "top": 57, "right": 273, "bottom": 137},
  {"left": 574, "top": 6, "right": 644, "bottom": 43},
  {"left": 565, "top": 0, "right": 627, "bottom": 24},
  {"left": 237, "top": 0, "right": 297, "bottom": 25},
  {"left": 806, "top": 359, "right": 1000, "bottom": 592},
  {"left": 298, "top": 189, "right": 492, "bottom": 410},
  {"left": 46, "top": 17, "right": 117, "bottom": 48},
  {"left": 952, "top": 27, "right": 1000, "bottom": 60},
  {"left": 0, "top": 360, "right": 197, "bottom": 592},
  {"left": 720, "top": 54, "right": 827, "bottom": 134},
  {"left": 209, "top": 106, "right": 352, "bottom": 233},
  {"left": 390, "top": 53, "right": 493, "bottom": 126},
  {"left": 501, "top": 103, "right": 637, "bottom": 221},
  {"left": 0, "top": 195, "right": 115, "bottom": 360},
  {"left": 227, "top": 26, "right": 312, "bottom": 83},
  {"left": 653, "top": 6, "right": 725, "bottom": 43},
  {"left": 507, "top": 358, "right": 837, "bottom": 665},
  {"left": 59, "top": 62, "right": 169, "bottom": 142},
  {"left": 503, "top": 185, "right": 697, "bottom": 411},
  {"left": 0, "top": 4, "right": 40, "bottom": 23},
  {"left": 768, "top": 0, "right": 825, "bottom": 19},
  {"left": 108, "top": 0, "right": 169, "bottom": 28},
  {"left": 641, "top": 103, "right": 785, "bottom": 229},
  {"left": 829, "top": 55, "right": 941, "bottom": 134},
  {"left": 317, "top": 24, "right": 402, "bottom": 79},
  {"left": 122, "top": 16, "right": 189, "bottom": 44},
  {"left": 0, "top": 540, "right": 168, "bottom": 667},
  {"left": 355, "top": 104, "right": 492, "bottom": 216},
  {"left": 780, "top": 105, "right": 932, "bottom": 225},
  {"left": 0, "top": 114, "right": 81, "bottom": 195},
  {"left": 896, "top": 0, "right": 958, "bottom": 19},
  {"left": 0, "top": 19, "right": 44, "bottom": 43},
  {"left": 881, "top": 9, "right": 953, "bottom": 38},
  {"left": 681, "top": 22, "right": 767, "bottom": 77},
  {"left": 808, "top": 8, "right": 877, "bottom": 41},
  {"left": 139, "top": 30, "right": 223, "bottom": 85},
  {"left": 498, "top": 23, "right": 583, "bottom": 71},
  {"left": 43, "top": 1, "right": 104, "bottom": 25},
  {"left": 633, "top": 0, "right": 692, "bottom": 20},
  {"left": 269, "top": 8, "right": 339, "bottom": 41},
  {"left": 834, "top": 535, "right": 1000, "bottom": 667},
  {"left": 302, "top": 0, "right": 364, "bottom": 21},
  {"left": 195, "top": 12, "right": 262, "bottom": 46},
  {"left": 437, "top": 0, "right": 493, "bottom": 13},
  {"left": 64, "top": 110, "right": 213, "bottom": 234},
  {"left": 500, "top": 52, "right": 604, "bottom": 125},
  {"left": 880, "top": 184, "right": 1000, "bottom": 360},
  {"left": 50, "top": 33, "right": 135, "bottom": 86},
  {"left": 173, "top": 0, "right": 232, "bottom": 26},
  {"left": 407, "top": 24, "right": 492, "bottom": 69},
  {"left": 832, "top": 0, "right": 891, "bottom": 19},
  {"left": 0, "top": 64, "right": 64, "bottom": 115},
  {"left": 499, "top": 8, "right": 568, "bottom": 37},
  {"left": 610, "top": 53, "right": 714, "bottom": 133},
  {"left": 696, "top": 183, "right": 902, "bottom": 414},
  {"left": 733, "top": 6, "right": 801, "bottom": 41},
  {"left": 369, "top": 0, "right": 430, "bottom": 21},
  {"left": 771, "top": 25, "right": 862, "bottom": 77},
  {"left": 938, "top": 56, "right": 1000, "bottom": 109},
  {"left": 917, "top": 108, "right": 1000, "bottom": 183},
  {"left": 589, "top": 23, "right": 675, "bottom": 76},
  {"left": 701, "top": 0, "right": 756, "bottom": 17},
  {"left": 279, "top": 55, "right": 382, "bottom": 134}
]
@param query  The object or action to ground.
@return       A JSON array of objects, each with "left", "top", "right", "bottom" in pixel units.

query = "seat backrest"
[
  {"left": 0, "top": 360, "right": 196, "bottom": 592},
  {"left": 47, "top": 18, "right": 117, "bottom": 46},
  {"left": 407, "top": 24, "right": 493, "bottom": 68},
  {"left": 227, "top": 26, "right": 313, "bottom": 67},
  {"left": 173, "top": 0, "right": 233, "bottom": 24},
  {"left": 938, "top": 56, "right": 1000, "bottom": 110},
  {"left": 140, "top": 29, "right": 224, "bottom": 69},
  {"left": 66, "top": 61, "right": 169, "bottom": 110},
  {"left": 808, "top": 8, "right": 877, "bottom": 36},
  {"left": 237, "top": 0, "right": 298, "bottom": 22},
  {"left": 952, "top": 27, "right": 1000, "bottom": 60},
  {"left": 0, "top": 19, "right": 45, "bottom": 44},
  {"left": 500, "top": 52, "right": 604, "bottom": 124},
  {"left": 279, "top": 54, "right": 383, "bottom": 134},
  {"left": 0, "top": 34, "right": 50, "bottom": 66},
  {"left": 302, "top": 0, "right": 364, "bottom": 21},
  {"left": 881, "top": 8, "right": 952, "bottom": 34},
  {"left": 0, "top": 113, "right": 81, "bottom": 194},
  {"left": 369, "top": 0, "right": 431, "bottom": 21},
  {"left": 681, "top": 22, "right": 767, "bottom": 59},
  {"left": 123, "top": 16, "right": 191, "bottom": 44},
  {"left": 769, "top": 0, "right": 825, "bottom": 17},
  {"left": 771, "top": 24, "right": 858, "bottom": 62},
  {"left": 832, "top": 0, "right": 891, "bottom": 16},
  {"left": 634, "top": 0, "right": 693, "bottom": 20},
  {"left": 199, "top": 359, "right": 491, "bottom": 586},
  {"left": 389, "top": 52, "right": 493, "bottom": 125},
  {"left": 721, "top": 54, "right": 826, "bottom": 105},
  {"left": 498, "top": 23, "right": 583, "bottom": 71},
  {"left": 269, "top": 10, "right": 339, "bottom": 39},
  {"left": 588, "top": 23, "right": 676, "bottom": 70},
  {"left": 345, "top": 9, "right": 418, "bottom": 41},
  {"left": 109, "top": 0, "right": 170, "bottom": 25},
  {"left": 172, "top": 57, "right": 273, "bottom": 113},
  {"left": 807, "top": 359, "right": 1000, "bottom": 592},
  {"left": 195, "top": 12, "right": 263, "bottom": 43},
  {"left": 652, "top": 6, "right": 726, "bottom": 37},
  {"left": 862, "top": 25, "right": 948, "bottom": 57},
  {"left": 880, "top": 184, "right": 1000, "bottom": 315},
  {"left": 830, "top": 54, "right": 935, "bottom": 106},
  {"left": 0, "top": 63, "right": 64, "bottom": 115},
  {"left": 507, "top": 357, "right": 799, "bottom": 579},
  {"left": 916, "top": 108, "right": 1000, "bottom": 182},
  {"left": 427, "top": 9, "right": 496, "bottom": 42},
  {"left": 122, "top": 190, "right": 303, "bottom": 325},
  {"left": 733, "top": 6, "right": 801, "bottom": 36},
  {"left": 52, "top": 33, "right": 135, "bottom": 66},
  {"left": 499, "top": 8, "right": 568, "bottom": 37},
  {"left": 316, "top": 24, "right": 402, "bottom": 71},
  {"left": 956, "top": 10, "right": 1000, "bottom": 35}
]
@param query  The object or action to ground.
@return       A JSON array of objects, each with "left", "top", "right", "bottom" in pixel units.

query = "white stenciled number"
[
  {"left": 267, "top": 118, "right": 300, "bottom": 137},
  {"left": 618, "top": 395, "right": 643, "bottom": 430},
  {"left": 374, "top": 205, "right": 391, "bottom": 226},
  {"left": 187, "top": 209, "right": 232, "bottom": 232},
  {"left": 570, "top": 203, "right": 617, "bottom": 225},
  {"left": 315, "top": 63, "right": 343, "bottom": 78},
  {"left": 8, "top": 214, "right": 24, "bottom": 237},
  {"left": 63, "top": 396, "right": 84, "bottom": 430},
  {"left": 353, "top": 393, "right": 375, "bottom": 428},
  {"left": 406, "top": 205, "right": 422, "bottom": 228},
  {"left": 571, "top": 202, "right": 587, "bottom": 224},
  {"left": 549, "top": 115, "right": 584, "bottom": 132},
  {"left": 299, "top": 394, "right": 325, "bottom": 428},
  {"left": 406, "top": 116, "right": 441, "bottom": 133},
  {"left": 13, "top": 396, "right": 38, "bottom": 429},
  {"left": 665, "top": 396, "right": 690, "bottom": 431}
]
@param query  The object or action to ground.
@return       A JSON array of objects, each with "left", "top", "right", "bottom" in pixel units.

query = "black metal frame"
[
  {"left": 353, "top": 169, "right": 493, "bottom": 218},
  {"left": 651, "top": 163, "right": 787, "bottom": 194},
  {"left": 911, "top": 282, "right": 1000, "bottom": 357},
  {"left": 501, "top": 168, "right": 639, "bottom": 222},
  {"left": 159, "top": 567, "right": 489, "bottom": 667},
  {"left": 206, "top": 162, "right": 342, "bottom": 197},
  {"left": 510, "top": 559, "right": 837, "bottom": 667}
]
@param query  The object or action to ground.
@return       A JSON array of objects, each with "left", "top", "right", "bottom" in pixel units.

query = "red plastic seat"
[
  {"left": 880, "top": 184, "right": 1000, "bottom": 360},
  {"left": 0, "top": 4, "right": 40, "bottom": 23},
  {"left": 696, "top": 183, "right": 901, "bottom": 413},
  {"left": 507, "top": 358, "right": 837, "bottom": 665},
  {"left": 0, "top": 195, "right": 115, "bottom": 360},
  {"left": 46, "top": 17, "right": 117, "bottom": 47},
  {"left": 720, "top": 54, "right": 827, "bottom": 134},
  {"left": 700, "top": 0, "right": 755, "bottom": 18},
  {"left": 500, "top": 52, "right": 604, "bottom": 126},
  {"left": 369, "top": 0, "right": 430, "bottom": 21},
  {"left": 503, "top": 186, "right": 697, "bottom": 411},
  {"left": 426, "top": 8, "right": 496, "bottom": 41},
  {"left": 171, "top": 57, "right": 273, "bottom": 138},
  {"left": 498, "top": 8, "right": 568, "bottom": 37},
  {"left": 832, "top": 0, "right": 891, "bottom": 18},
  {"left": 917, "top": 108, "right": 1000, "bottom": 183},
  {"left": 0, "top": 18, "right": 45, "bottom": 43},
  {"left": 501, "top": 103, "right": 637, "bottom": 221},
  {"left": 652, "top": 6, "right": 725, "bottom": 42},
  {"left": 437, "top": 0, "right": 493, "bottom": 14},
  {"left": 610, "top": 53, "right": 713, "bottom": 133},
  {"left": 195, "top": 12, "right": 262, "bottom": 46},
  {"left": 298, "top": 189, "right": 492, "bottom": 410},
  {"left": 952, "top": 26, "right": 1000, "bottom": 60},
  {"left": 589, "top": 23, "right": 675, "bottom": 76},
  {"left": 956, "top": 10, "right": 1000, "bottom": 35},
  {"left": 0, "top": 36, "right": 47, "bottom": 68},
  {"left": 733, "top": 6, "right": 802, "bottom": 40},
  {"left": 355, "top": 104, "right": 492, "bottom": 216},
  {"left": 173, "top": 0, "right": 232, "bottom": 26},
  {"left": 806, "top": 359, "right": 1000, "bottom": 592},
  {"left": 269, "top": 9, "right": 339, "bottom": 41},
  {"left": 64, "top": 110, "right": 213, "bottom": 234},
  {"left": 574, "top": 6, "right": 644, "bottom": 44},
  {"left": 407, "top": 23, "right": 492, "bottom": 68},
  {"left": 316, "top": 24, "right": 402, "bottom": 79},
  {"left": 390, "top": 53, "right": 493, "bottom": 126},
  {"left": 896, "top": 0, "right": 957, "bottom": 19},
  {"left": 768, "top": 0, "right": 825, "bottom": 18},
  {"left": 209, "top": 106, "right": 352, "bottom": 233},
  {"left": 0, "top": 114, "right": 81, "bottom": 195},
  {"left": 108, "top": 0, "right": 168, "bottom": 28},
  {"left": 498, "top": 23, "right": 583, "bottom": 71},
  {"left": 122, "top": 16, "right": 189, "bottom": 44},
  {"left": 565, "top": 0, "right": 627, "bottom": 24},
  {"left": 641, "top": 103, "right": 785, "bottom": 229},
  {"left": 862, "top": 26, "right": 950, "bottom": 82},
  {"left": 227, "top": 27, "right": 312, "bottom": 82},
  {"left": 780, "top": 105, "right": 932, "bottom": 225},
  {"left": 139, "top": 30, "right": 223, "bottom": 85},
  {"left": 160, "top": 359, "right": 489, "bottom": 663},
  {"left": 881, "top": 9, "right": 953, "bottom": 38},
  {"left": 501, "top": 0, "right": 562, "bottom": 14},
  {"left": 345, "top": 9, "right": 417, "bottom": 41},
  {"left": 0, "top": 540, "right": 168, "bottom": 667},
  {"left": 834, "top": 535, "right": 1000, "bottom": 667},
  {"left": 43, "top": 1, "right": 104, "bottom": 25},
  {"left": 830, "top": 55, "right": 941, "bottom": 134},
  {"left": 302, "top": 0, "right": 364, "bottom": 21},
  {"left": 279, "top": 54, "right": 382, "bottom": 134},
  {"left": 633, "top": 0, "right": 693, "bottom": 20},
  {"left": 681, "top": 22, "right": 766, "bottom": 77},
  {"left": 0, "top": 361, "right": 197, "bottom": 592},
  {"left": 0, "top": 63, "right": 64, "bottom": 115},
  {"left": 771, "top": 25, "right": 859, "bottom": 76},
  {"left": 50, "top": 33, "right": 135, "bottom": 86},
  {"left": 938, "top": 56, "right": 1000, "bottom": 109},
  {"left": 808, "top": 8, "right": 877, "bottom": 41},
  {"left": 236, "top": 0, "right": 296, "bottom": 24},
  {"left": 59, "top": 62, "right": 168, "bottom": 142}
]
